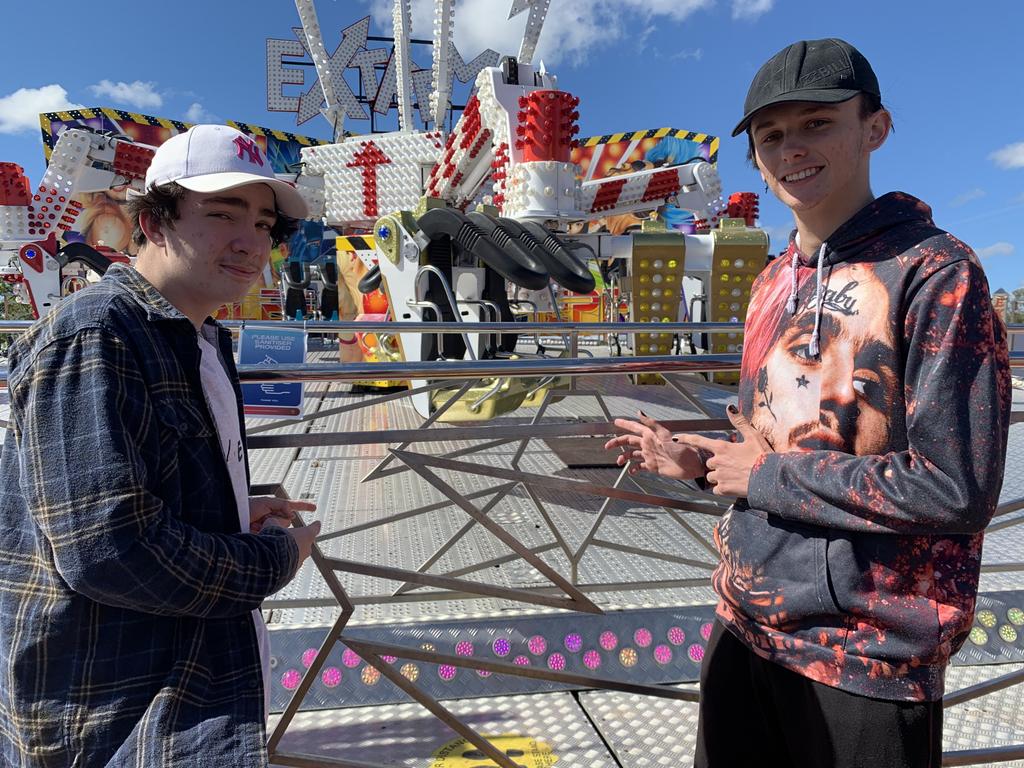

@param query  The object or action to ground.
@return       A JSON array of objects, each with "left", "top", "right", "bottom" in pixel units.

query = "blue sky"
[{"left": 2, "top": 0, "right": 1022, "bottom": 292}]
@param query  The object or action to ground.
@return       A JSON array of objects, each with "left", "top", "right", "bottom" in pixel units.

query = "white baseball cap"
[{"left": 142, "top": 124, "right": 308, "bottom": 219}]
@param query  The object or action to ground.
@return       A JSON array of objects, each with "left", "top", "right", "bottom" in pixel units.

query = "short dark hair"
[
  {"left": 745, "top": 93, "right": 891, "bottom": 166},
  {"left": 127, "top": 182, "right": 300, "bottom": 248}
]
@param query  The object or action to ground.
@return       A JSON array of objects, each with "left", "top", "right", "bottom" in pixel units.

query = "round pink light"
[
  {"left": 477, "top": 669, "right": 492, "bottom": 678},
  {"left": 280, "top": 669, "right": 301, "bottom": 690},
  {"left": 634, "top": 628, "right": 653, "bottom": 648},
  {"left": 599, "top": 631, "right": 618, "bottom": 651},
  {"left": 528, "top": 635, "right": 547, "bottom": 655},
  {"left": 688, "top": 644, "right": 705, "bottom": 663},
  {"left": 583, "top": 650, "right": 601, "bottom": 670},
  {"left": 455, "top": 641, "right": 474, "bottom": 657},
  {"left": 321, "top": 666, "right": 341, "bottom": 687},
  {"left": 654, "top": 644, "right": 673, "bottom": 664},
  {"left": 547, "top": 652, "right": 566, "bottom": 671},
  {"left": 342, "top": 649, "right": 362, "bottom": 668},
  {"left": 512, "top": 655, "right": 531, "bottom": 666},
  {"left": 381, "top": 655, "right": 397, "bottom": 664},
  {"left": 700, "top": 622, "right": 714, "bottom": 641},
  {"left": 438, "top": 664, "right": 457, "bottom": 681},
  {"left": 564, "top": 632, "right": 583, "bottom": 653},
  {"left": 301, "top": 648, "right": 318, "bottom": 668},
  {"left": 667, "top": 627, "right": 685, "bottom": 646}
]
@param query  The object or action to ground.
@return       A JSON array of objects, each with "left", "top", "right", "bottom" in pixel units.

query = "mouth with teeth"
[{"left": 782, "top": 166, "right": 823, "bottom": 183}]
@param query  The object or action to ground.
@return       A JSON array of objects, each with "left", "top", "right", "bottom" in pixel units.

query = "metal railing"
[
  {"left": 3, "top": 318, "right": 1024, "bottom": 766},
  {"left": 3, "top": 320, "right": 1024, "bottom": 387}
]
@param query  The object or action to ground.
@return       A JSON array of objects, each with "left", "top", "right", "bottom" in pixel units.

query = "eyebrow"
[
  {"left": 787, "top": 311, "right": 828, "bottom": 338},
  {"left": 752, "top": 104, "right": 841, "bottom": 133},
  {"left": 201, "top": 196, "right": 277, "bottom": 220},
  {"left": 853, "top": 339, "right": 895, "bottom": 370},
  {"left": 782, "top": 311, "right": 841, "bottom": 348}
]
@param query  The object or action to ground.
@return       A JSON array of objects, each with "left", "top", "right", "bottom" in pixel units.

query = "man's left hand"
[
  {"left": 249, "top": 497, "right": 317, "bottom": 533},
  {"left": 675, "top": 405, "right": 773, "bottom": 498}
]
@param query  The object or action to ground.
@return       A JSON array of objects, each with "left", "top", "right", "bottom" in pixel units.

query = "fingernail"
[
  {"left": 727, "top": 404, "right": 738, "bottom": 414},
  {"left": 639, "top": 410, "right": 648, "bottom": 417}
]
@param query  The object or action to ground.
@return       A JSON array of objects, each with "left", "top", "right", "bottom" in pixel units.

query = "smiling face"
[
  {"left": 749, "top": 262, "right": 898, "bottom": 454},
  {"left": 136, "top": 185, "right": 277, "bottom": 325},
  {"left": 750, "top": 97, "right": 889, "bottom": 235}
]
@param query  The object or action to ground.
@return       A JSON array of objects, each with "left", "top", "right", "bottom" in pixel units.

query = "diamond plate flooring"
[
  {"left": 254, "top": 365, "right": 1024, "bottom": 766},
  {"left": 269, "top": 692, "right": 617, "bottom": 767},
  {"left": 5, "top": 338, "right": 1024, "bottom": 765}
]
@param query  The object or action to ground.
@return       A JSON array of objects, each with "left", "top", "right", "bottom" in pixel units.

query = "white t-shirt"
[{"left": 196, "top": 331, "right": 271, "bottom": 718}]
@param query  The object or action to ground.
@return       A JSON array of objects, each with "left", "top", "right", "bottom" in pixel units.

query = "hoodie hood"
[
  {"left": 789, "top": 191, "right": 936, "bottom": 268},
  {"left": 782, "top": 192, "right": 936, "bottom": 357}
]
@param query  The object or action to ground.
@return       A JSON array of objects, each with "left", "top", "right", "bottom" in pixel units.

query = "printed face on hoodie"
[{"left": 748, "top": 261, "right": 899, "bottom": 454}]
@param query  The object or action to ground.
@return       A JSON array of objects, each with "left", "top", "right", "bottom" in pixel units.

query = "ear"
[
  {"left": 864, "top": 109, "right": 891, "bottom": 152},
  {"left": 138, "top": 209, "right": 167, "bottom": 247}
]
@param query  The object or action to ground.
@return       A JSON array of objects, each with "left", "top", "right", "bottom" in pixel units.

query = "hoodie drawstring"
[
  {"left": 808, "top": 241, "right": 827, "bottom": 358},
  {"left": 785, "top": 249, "right": 800, "bottom": 315}
]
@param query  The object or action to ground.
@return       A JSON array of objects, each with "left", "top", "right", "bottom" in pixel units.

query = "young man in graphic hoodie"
[{"left": 606, "top": 39, "right": 1011, "bottom": 767}]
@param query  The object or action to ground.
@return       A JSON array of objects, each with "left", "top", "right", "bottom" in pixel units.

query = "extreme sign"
[{"left": 266, "top": 16, "right": 499, "bottom": 128}]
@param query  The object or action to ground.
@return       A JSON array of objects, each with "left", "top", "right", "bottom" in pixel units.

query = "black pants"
[{"left": 695, "top": 621, "right": 942, "bottom": 768}]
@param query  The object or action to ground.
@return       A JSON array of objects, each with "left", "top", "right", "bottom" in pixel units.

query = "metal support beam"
[{"left": 944, "top": 666, "right": 1024, "bottom": 708}]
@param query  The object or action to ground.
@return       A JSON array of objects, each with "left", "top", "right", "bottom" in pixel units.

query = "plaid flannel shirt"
[{"left": 0, "top": 264, "right": 298, "bottom": 767}]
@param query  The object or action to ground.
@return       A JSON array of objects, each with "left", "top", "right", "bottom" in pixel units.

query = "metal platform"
[
  {"left": 5, "top": 337, "right": 1024, "bottom": 766},
  {"left": 269, "top": 692, "right": 618, "bottom": 767},
  {"left": 247, "top": 344, "right": 1024, "bottom": 767}
]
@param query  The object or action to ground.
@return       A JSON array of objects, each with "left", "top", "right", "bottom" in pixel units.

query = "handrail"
[
  {"left": 233, "top": 354, "right": 743, "bottom": 382},
  {"left": 4, "top": 349, "right": 1024, "bottom": 387},
  {"left": 5, "top": 318, "right": 1023, "bottom": 335},
  {"left": 0, "top": 319, "right": 746, "bottom": 335}
]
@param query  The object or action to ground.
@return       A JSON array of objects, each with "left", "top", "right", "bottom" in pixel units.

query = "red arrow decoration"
[{"left": 347, "top": 141, "right": 392, "bottom": 218}]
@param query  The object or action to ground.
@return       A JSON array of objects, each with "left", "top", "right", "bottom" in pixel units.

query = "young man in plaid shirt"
[{"left": 0, "top": 125, "right": 321, "bottom": 766}]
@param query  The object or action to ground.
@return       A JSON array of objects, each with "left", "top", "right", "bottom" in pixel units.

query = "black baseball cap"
[{"left": 731, "top": 38, "right": 880, "bottom": 137}]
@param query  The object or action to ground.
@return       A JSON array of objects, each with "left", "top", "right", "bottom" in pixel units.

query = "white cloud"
[
  {"left": 977, "top": 241, "right": 1015, "bottom": 259},
  {"left": 731, "top": 0, "right": 774, "bottom": 20},
  {"left": 991, "top": 142, "right": 1024, "bottom": 170},
  {"left": 671, "top": 48, "right": 703, "bottom": 61},
  {"left": 0, "top": 85, "right": 84, "bottom": 134},
  {"left": 950, "top": 187, "right": 986, "bottom": 207},
  {"left": 185, "top": 102, "right": 219, "bottom": 124},
  {"left": 88, "top": 80, "right": 163, "bottom": 110},
  {"left": 370, "top": 0, "right": 713, "bottom": 68}
]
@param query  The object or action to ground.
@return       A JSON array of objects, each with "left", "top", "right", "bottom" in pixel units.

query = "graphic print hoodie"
[{"left": 716, "top": 192, "right": 1011, "bottom": 701}]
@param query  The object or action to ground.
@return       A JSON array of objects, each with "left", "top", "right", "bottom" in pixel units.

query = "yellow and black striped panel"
[
  {"left": 336, "top": 235, "right": 376, "bottom": 253},
  {"left": 227, "top": 121, "right": 329, "bottom": 147},
  {"left": 39, "top": 107, "right": 190, "bottom": 158},
  {"left": 578, "top": 127, "right": 719, "bottom": 166},
  {"left": 38, "top": 107, "right": 328, "bottom": 159}
]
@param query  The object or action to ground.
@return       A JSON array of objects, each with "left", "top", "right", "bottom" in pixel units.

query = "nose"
[
  {"left": 779, "top": 133, "right": 808, "bottom": 164},
  {"left": 819, "top": 351, "right": 857, "bottom": 406},
  {"left": 231, "top": 222, "right": 268, "bottom": 258}
]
